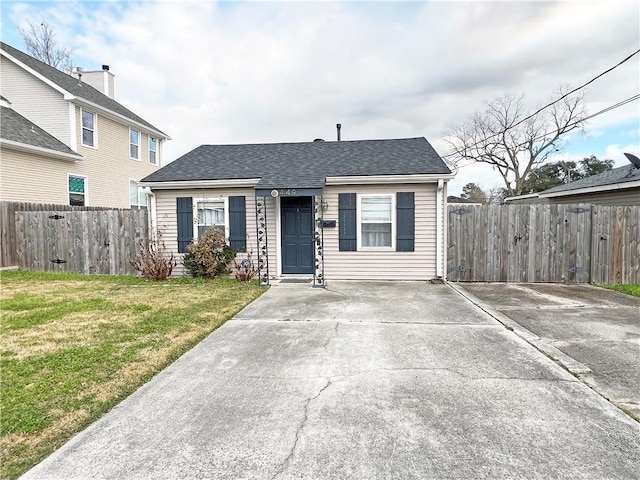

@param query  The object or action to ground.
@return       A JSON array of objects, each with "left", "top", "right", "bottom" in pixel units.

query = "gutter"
[
  {"left": 139, "top": 178, "right": 261, "bottom": 189},
  {"left": 326, "top": 173, "right": 455, "bottom": 185},
  {"left": 0, "top": 139, "right": 83, "bottom": 161}
]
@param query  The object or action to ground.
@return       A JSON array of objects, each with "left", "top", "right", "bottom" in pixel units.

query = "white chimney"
[{"left": 74, "top": 65, "right": 115, "bottom": 99}]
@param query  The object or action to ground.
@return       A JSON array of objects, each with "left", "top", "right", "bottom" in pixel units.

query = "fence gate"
[
  {"left": 448, "top": 204, "right": 593, "bottom": 283},
  {"left": 15, "top": 209, "right": 148, "bottom": 275}
]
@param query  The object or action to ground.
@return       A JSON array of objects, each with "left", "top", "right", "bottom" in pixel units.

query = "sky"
[{"left": 1, "top": 0, "right": 639, "bottom": 195}]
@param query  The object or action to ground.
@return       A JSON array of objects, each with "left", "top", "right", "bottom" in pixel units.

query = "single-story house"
[
  {"left": 505, "top": 160, "right": 640, "bottom": 206},
  {"left": 139, "top": 137, "right": 454, "bottom": 285}
]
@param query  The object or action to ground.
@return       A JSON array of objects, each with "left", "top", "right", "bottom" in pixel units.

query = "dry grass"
[{"left": 0, "top": 271, "right": 264, "bottom": 479}]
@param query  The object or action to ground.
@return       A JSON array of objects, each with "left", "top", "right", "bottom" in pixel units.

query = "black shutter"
[
  {"left": 229, "top": 196, "right": 246, "bottom": 252},
  {"left": 396, "top": 192, "right": 415, "bottom": 252},
  {"left": 176, "top": 197, "right": 193, "bottom": 253},
  {"left": 338, "top": 193, "right": 357, "bottom": 251}
]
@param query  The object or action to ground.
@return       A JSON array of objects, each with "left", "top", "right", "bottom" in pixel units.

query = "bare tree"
[
  {"left": 445, "top": 89, "right": 587, "bottom": 196},
  {"left": 20, "top": 20, "right": 73, "bottom": 73}
]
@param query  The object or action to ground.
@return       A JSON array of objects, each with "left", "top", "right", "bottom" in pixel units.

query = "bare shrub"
[{"left": 130, "top": 231, "right": 177, "bottom": 281}]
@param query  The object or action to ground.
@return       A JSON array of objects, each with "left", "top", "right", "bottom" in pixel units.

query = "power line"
[
  {"left": 444, "top": 48, "right": 640, "bottom": 160},
  {"left": 453, "top": 93, "right": 640, "bottom": 170}
]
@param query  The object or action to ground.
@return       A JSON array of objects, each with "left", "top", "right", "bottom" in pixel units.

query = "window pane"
[
  {"left": 69, "top": 176, "right": 85, "bottom": 193},
  {"left": 197, "top": 201, "right": 225, "bottom": 226},
  {"left": 149, "top": 151, "right": 156, "bottom": 164},
  {"left": 82, "top": 128, "right": 94, "bottom": 146},
  {"left": 130, "top": 144, "right": 139, "bottom": 159},
  {"left": 82, "top": 111, "right": 93, "bottom": 129},
  {"left": 129, "top": 180, "right": 138, "bottom": 206},
  {"left": 361, "top": 197, "right": 391, "bottom": 222},
  {"left": 69, "top": 193, "right": 85, "bottom": 206},
  {"left": 138, "top": 188, "right": 148, "bottom": 207},
  {"left": 130, "top": 129, "right": 139, "bottom": 144},
  {"left": 149, "top": 138, "right": 157, "bottom": 151},
  {"left": 362, "top": 223, "right": 391, "bottom": 247}
]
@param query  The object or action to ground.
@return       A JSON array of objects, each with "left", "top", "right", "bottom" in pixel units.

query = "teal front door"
[{"left": 281, "top": 197, "right": 314, "bottom": 274}]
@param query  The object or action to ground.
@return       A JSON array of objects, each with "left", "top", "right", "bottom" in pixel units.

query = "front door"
[{"left": 281, "top": 197, "right": 314, "bottom": 274}]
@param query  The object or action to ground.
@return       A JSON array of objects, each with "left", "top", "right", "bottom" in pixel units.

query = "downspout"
[
  {"left": 436, "top": 180, "right": 444, "bottom": 279},
  {"left": 144, "top": 187, "right": 157, "bottom": 242}
]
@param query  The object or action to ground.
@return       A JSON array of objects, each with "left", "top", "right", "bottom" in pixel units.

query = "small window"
[
  {"left": 81, "top": 110, "right": 95, "bottom": 147},
  {"left": 129, "top": 180, "right": 147, "bottom": 209},
  {"left": 195, "top": 199, "right": 226, "bottom": 239},
  {"left": 149, "top": 137, "right": 157, "bottom": 165},
  {"left": 359, "top": 195, "right": 394, "bottom": 248},
  {"left": 68, "top": 175, "right": 86, "bottom": 206},
  {"left": 130, "top": 129, "right": 139, "bottom": 159}
]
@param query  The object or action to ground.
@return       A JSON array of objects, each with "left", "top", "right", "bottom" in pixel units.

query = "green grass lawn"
[
  {"left": 599, "top": 284, "right": 640, "bottom": 297},
  {"left": 0, "top": 271, "right": 264, "bottom": 479}
]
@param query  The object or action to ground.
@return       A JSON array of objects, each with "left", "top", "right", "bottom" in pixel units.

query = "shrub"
[
  {"left": 183, "top": 228, "right": 235, "bottom": 278},
  {"left": 130, "top": 231, "right": 177, "bottom": 281},
  {"left": 234, "top": 250, "right": 258, "bottom": 283}
]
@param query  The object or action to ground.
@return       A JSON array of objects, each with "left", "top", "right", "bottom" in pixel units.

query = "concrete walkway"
[
  {"left": 21, "top": 282, "right": 640, "bottom": 479},
  {"left": 455, "top": 282, "right": 640, "bottom": 420}
]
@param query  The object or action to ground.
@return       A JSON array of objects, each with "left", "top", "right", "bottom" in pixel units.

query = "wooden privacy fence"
[
  {"left": 14, "top": 209, "right": 148, "bottom": 275},
  {"left": 448, "top": 204, "right": 639, "bottom": 284},
  {"left": 1, "top": 201, "right": 109, "bottom": 268}
]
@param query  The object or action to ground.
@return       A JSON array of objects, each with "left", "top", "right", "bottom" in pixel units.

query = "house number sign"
[{"left": 277, "top": 189, "right": 297, "bottom": 196}]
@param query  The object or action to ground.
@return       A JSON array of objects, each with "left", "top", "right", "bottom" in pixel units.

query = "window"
[
  {"left": 129, "top": 180, "right": 148, "bottom": 209},
  {"left": 358, "top": 195, "right": 394, "bottom": 248},
  {"left": 149, "top": 137, "right": 157, "bottom": 165},
  {"left": 68, "top": 175, "right": 86, "bottom": 206},
  {"left": 81, "top": 110, "right": 95, "bottom": 147},
  {"left": 194, "top": 199, "right": 227, "bottom": 239},
  {"left": 130, "top": 129, "right": 139, "bottom": 159}
]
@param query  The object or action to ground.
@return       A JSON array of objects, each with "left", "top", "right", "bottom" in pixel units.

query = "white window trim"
[
  {"left": 193, "top": 197, "right": 230, "bottom": 241},
  {"left": 68, "top": 173, "right": 88, "bottom": 206},
  {"left": 129, "top": 128, "right": 140, "bottom": 161},
  {"left": 148, "top": 137, "right": 158, "bottom": 165},
  {"left": 80, "top": 108, "right": 97, "bottom": 149},
  {"left": 357, "top": 193, "right": 395, "bottom": 251},
  {"left": 129, "top": 179, "right": 148, "bottom": 209}
]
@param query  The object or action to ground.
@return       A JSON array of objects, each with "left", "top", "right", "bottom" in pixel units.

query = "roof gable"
[
  {"left": 141, "top": 137, "right": 452, "bottom": 188},
  {"left": 1, "top": 42, "right": 168, "bottom": 138}
]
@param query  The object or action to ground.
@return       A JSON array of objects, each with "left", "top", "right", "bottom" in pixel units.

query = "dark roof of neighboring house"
[
  {"left": 1, "top": 42, "right": 167, "bottom": 137},
  {"left": 542, "top": 164, "right": 640, "bottom": 195},
  {"left": 141, "top": 137, "right": 452, "bottom": 188},
  {"left": 1, "top": 106, "right": 82, "bottom": 157}
]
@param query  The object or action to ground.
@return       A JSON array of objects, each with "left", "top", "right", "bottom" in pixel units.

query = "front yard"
[{"left": 0, "top": 271, "right": 264, "bottom": 479}]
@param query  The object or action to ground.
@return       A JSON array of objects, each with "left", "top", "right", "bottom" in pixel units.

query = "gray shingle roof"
[
  {"left": 141, "top": 137, "right": 451, "bottom": 188},
  {"left": 542, "top": 164, "right": 640, "bottom": 194},
  {"left": 1, "top": 106, "right": 82, "bottom": 157},
  {"left": 1, "top": 42, "right": 167, "bottom": 137}
]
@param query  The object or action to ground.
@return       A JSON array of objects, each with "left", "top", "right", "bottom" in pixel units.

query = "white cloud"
[{"left": 5, "top": 0, "right": 639, "bottom": 191}]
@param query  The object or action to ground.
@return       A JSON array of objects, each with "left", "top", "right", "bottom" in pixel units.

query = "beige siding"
[
  {"left": 74, "top": 107, "right": 160, "bottom": 208},
  {"left": 154, "top": 184, "right": 443, "bottom": 280},
  {"left": 322, "top": 184, "right": 438, "bottom": 280},
  {"left": 154, "top": 188, "right": 263, "bottom": 277},
  {"left": 0, "top": 56, "right": 71, "bottom": 146},
  {"left": 0, "top": 148, "right": 70, "bottom": 203}
]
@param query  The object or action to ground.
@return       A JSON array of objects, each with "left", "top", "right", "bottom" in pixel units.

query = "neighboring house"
[
  {"left": 139, "top": 137, "right": 453, "bottom": 283},
  {"left": 0, "top": 42, "right": 170, "bottom": 208},
  {"left": 505, "top": 162, "right": 640, "bottom": 206}
]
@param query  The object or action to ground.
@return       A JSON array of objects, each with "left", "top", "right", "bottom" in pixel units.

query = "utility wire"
[
  {"left": 453, "top": 93, "right": 640, "bottom": 169},
  {"left": 444, "top": 48, "right": 640, "bottom": 160}
]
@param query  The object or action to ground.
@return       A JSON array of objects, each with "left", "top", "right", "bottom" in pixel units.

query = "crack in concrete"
[{"left": 270, "top": 377, "right": 333, "bottom": 480}]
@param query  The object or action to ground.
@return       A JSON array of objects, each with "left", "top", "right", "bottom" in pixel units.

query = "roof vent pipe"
[{"left": 337, "top": 123, "right": 341, "bottom": 141}]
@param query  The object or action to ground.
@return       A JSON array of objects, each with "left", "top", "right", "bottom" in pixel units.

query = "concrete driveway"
[
  {"left": 21, "top": 282, "right": 640, "bottom": 479},
  {"left": 454, "top": 282, "right": 640, "bottom": 421}
]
